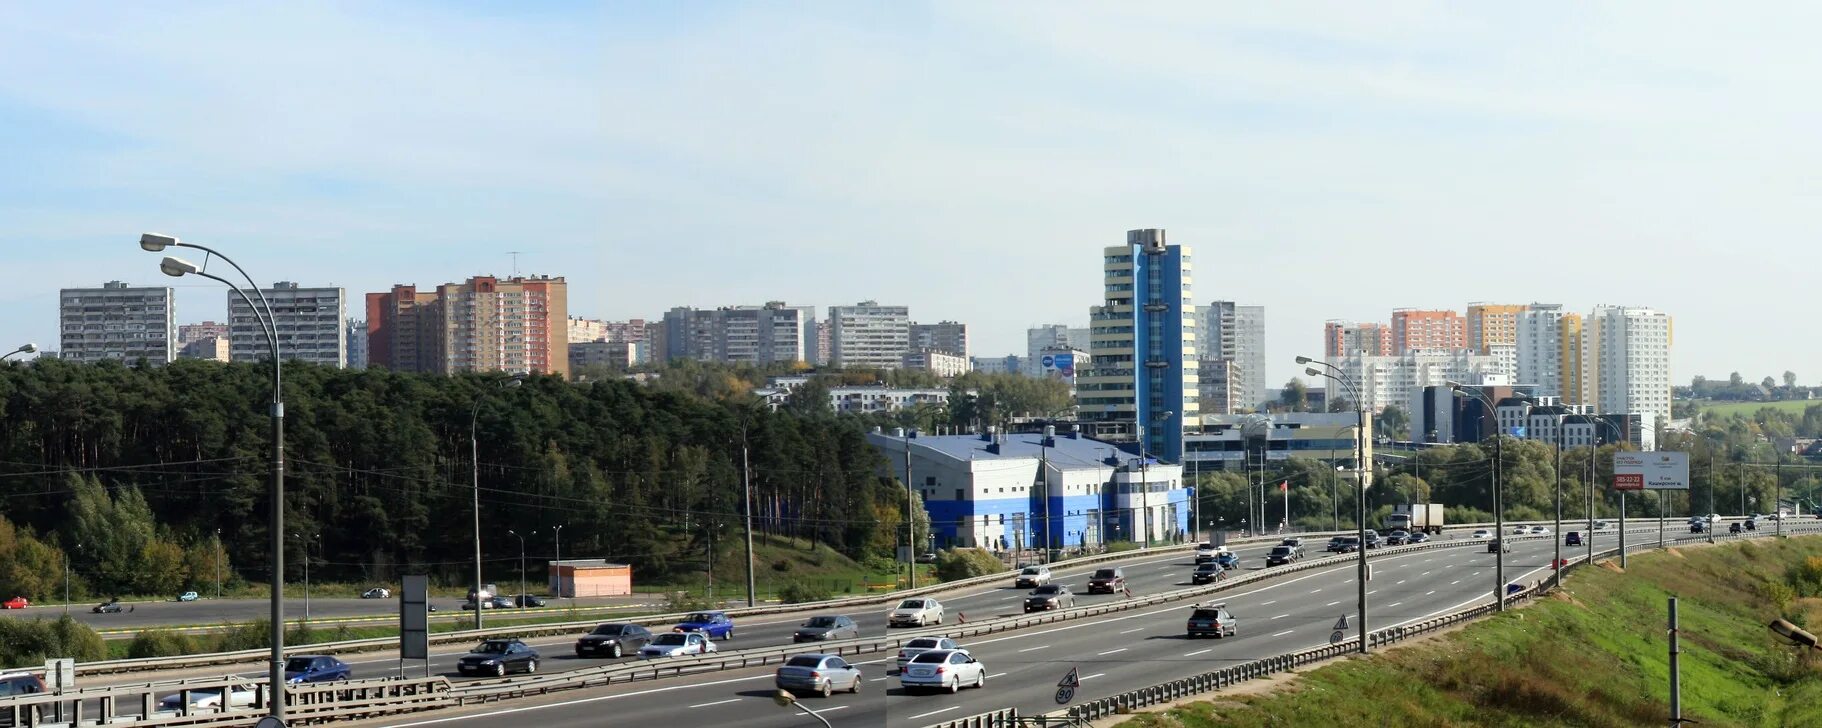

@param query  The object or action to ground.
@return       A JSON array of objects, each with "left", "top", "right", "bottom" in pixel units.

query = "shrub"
[
  {"left": 778, "top": 580, "right": 832, "bottom": 604},
  {"left": 933, "top": 548, "right": 1004, "bottom": 582},
  {"left": 128, "top": 630, "right": 198, "bottom": 659},
  {"left": 1790, "top": 556, "right": 1822, "bottom": 597},
  {"left": 771, "top": 559, "right": 794, "bottom": 573},
  {"left": 0, "top": 616, "right": 106, "bottom": 669},
  {"left": 213, "top": 620, "right": 272, "bottom": 652},
  {"left": 1104, "top": 541, "right": 1140, "bottom": 554},
  {"left": 663, "top": 591, "right": 712, "bottom": 613}
]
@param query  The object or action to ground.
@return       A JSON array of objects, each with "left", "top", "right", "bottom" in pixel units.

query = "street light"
[
  {"left": 552, "top": 525, "right": 567, "bottom": 610},
  {"left": 63, "top": 542, "right": 79, "bottom": 618},
  {"left": 1448, "top": 383, "right": 1508, "bottom": 612},
  {"left": 470, "top": 375, "right": 524, "bottom": 629},
  {"left": 508, "top": 529, "right": 534, "bottom": 607},
  {"left": 1, "top": 343, "right": 35, "bottom": 361},
  {"left": 770, "top": 689, "right": 834, "bottom": 728},
  {"left": 1136, "top": 411, "right": 1174, "bottom": 549},
  {"left": 1298, "top": 356, "right": 1369, "bottom": 654},
  {"left": 139, "top": 233, "right": 288, "bottom": 721},
  {"left": 292, "top": 533, "right": 317, "bottom": 622}
]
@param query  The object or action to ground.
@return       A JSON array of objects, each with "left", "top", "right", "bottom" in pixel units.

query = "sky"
[{"left": 4, "top": 2, "right": 1821, "bottom": 387}]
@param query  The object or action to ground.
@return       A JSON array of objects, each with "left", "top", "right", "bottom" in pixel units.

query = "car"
[
  {"left": 1507, "top": 583, "right": 1524, "bottom": 595},
  {"left": 1745, "top": 519, "right": 1759, "bottom": 531},
  {"left": 1024, "top": 585, "right": 1076, "bottom": 612},
  {"left": 1191, "top": 562, "right": 1223, "bottom": 584},
  {"left": 1086, "top": 567, "right": 1126, "bottom": 594},
  {"left": 1566, "top": 531, "right": 1584, "bottom": 546},
  {"left": 1408, "top": 531, "right": 1431, "bottom": 544},
  {"left": 1470, "top": 529, "right": 1493, "bottom": 540},
  {"left": 1265, "top": 545, "right": 1301, "bottom": 567},
  {"left": 916, "top": 552, "right": 938, "bottom": 564},
  {"left": 1212, "top": 551, "right": 1240, "bottom": 570},
  {"left": 457, "top": 639, "right": 541, "bottom": 676},
  {"left": 576, "top": 623, "right": 653, "bottom": 658},
  {"left": 1193, "top": 543, "right": 1222, "bottom": 562},
  {"left": 1014, "top": 565, "right": 1052, "bottom": 588},
  {"left": 92, "top": 600, "right": 125, "bottom": 614},
  {"left": 156, "top": 685, "right": 258, "bottom": 712},
  {"left": 1530, "top": 526, "right": 1549, "bottom": 535},
  {"left": 794, "top": 615, "right": 860, "bottom": 643},
  {"left": 486, "top": 596, "right": 517, "bottom": 609},
  {"left": 1729, "top": 522, "right": 1744, "bottom": 534},
  {"left": 898, "top": 649, "right": 985, "bottom": 694},
  {"left": 638, "top": 631, "right": 717, "bottom": 659},
  {"left": 1326, "top": 536, "right": 1350, "bottom": 552},
  {"left": 1487, "top": 539, "right": 1511, "bottom": 553},
  {"left": 468, "top": 583, "right": 500, "bottom": 602},
  {"left": 512, "top": 594, "right": 547, "bottom": 608},
  {"left": 895, "top": 636, "right": 960, "bottom": 672},
  {"left": 1362, "top": 531, "right": 1384, "bottom": 549},
  {"left": 1512, "top": 526, "right": 1530, "bottom": 536},
  {"left": 888, "top": 598, "right": 944, "bottom": 628},
  {"left": 1689, "top": 521, "right": 1707, "bottom": 534},
  {"left": 775, "top": 653, "right": 863, "bottom": 697},
  {"left": 1280, "top": 537, "right": 1306, "bottom": 549},
  {"left": 460, "top": 599, "right": 493, "bottom": 610},
  {"left": 283, "top": 655, "right": 352, "bottom": 684},
  {"left": 1593, "top": 520, "right": 1611, "bottom": 531},
  {"left": 177, "top": 592, "right": 199, "bottom": 602},
  {"left": 1, "top": 597, "right": 27, "bottom": 610},
  {"left": 1186, "top": 602, "right": 1237, "bottom": 638},
  {"left": 673, "top": 611, "right": 736, "bottom": 640},
  {"left": 361, "top": 587, "right": 391, "bottom": 599},
  {"left": 1385, "top": 530, "right": 1411, "bottom": 546},
  {"left": 0, "top": 671, "right": 46, "bottom": 698},
  {"left": 1330, "top": 536, "right": 1361, "bottom": 553}
]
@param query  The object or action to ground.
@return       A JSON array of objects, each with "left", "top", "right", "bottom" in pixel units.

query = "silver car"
[
  {"left": 775, "top": 654, "right": 862, "bottom": 697},
  {"left": 638, "top": 631, "right": 717, "bottom": 659},
  {"left": 895, "top": 636, "right": 960, "bottom": 672},
  {"left": 899, "top": 649, "right": 986, "bottom": 694},
  {"left": 888, "top": 598, "right": 944, "bottom": 628},
  {"left": 1014, "top": 565, "right": 1051, "bottom": 588}
]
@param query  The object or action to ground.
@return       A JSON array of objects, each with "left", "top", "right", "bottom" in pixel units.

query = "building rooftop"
[{"left": 869, "top": 430, "right": 1151, "bottom": 470}]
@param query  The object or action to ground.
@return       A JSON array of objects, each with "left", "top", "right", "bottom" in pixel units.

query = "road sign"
[
  {"left": 256, "top": 718, "right": 288, "bottom": 728},
  {"left": 401, "top": 575, "right": 430, "bottom": 661},
  {"left": 1334, "top": 615, "right": 1349, "bottom": 631},
  {"left": 1058, "top": 666, "right": 1080, "bottom": 688},
  {"left": 1055, "top": 686, "right": 1076, "bottom": 704},
  {"left": 1330, "top": 630, "right": 1345, "bottom": 644},
  {"left": 1615, "top": 452, "right": 1689, "bottom": 490}
]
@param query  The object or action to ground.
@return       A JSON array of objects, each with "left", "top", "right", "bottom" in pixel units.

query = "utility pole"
[
  {"left": 903, "top": 430, "right": 916, "bottom": 589},
  {"left": 743, "top": 429, "right": 757, "bottom": 607},
  {"left": 1039, "top": 427, "right": 1051, "bottom": 563},
  {"left": 1668, "top": 597, "right": 1682, "bottom": 728}
]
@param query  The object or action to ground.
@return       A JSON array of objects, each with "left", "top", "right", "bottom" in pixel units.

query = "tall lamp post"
[
  {"left": 1449, "top": 383, "right": 1508, "bottom": 612},
  {"left": 293, "top": 533, "right": 318, "bottom": 622},
  {"left": 507, "top": 529, "right": 534, "bottom": 606},
  {"left": 0, "top": 343, "right": 35, "bottom": 361},
  {"left": 139, "top": 233, "right": 288, "bottom": 720},
  {"left": 552, "top": 525, "right": 566, "bottom": 608},
  {"left": 1297, "top": 356, "right": 1369, "bottom": 654},
  {"left": 470, "top": 374, "right": 524, "bottom": 629}
]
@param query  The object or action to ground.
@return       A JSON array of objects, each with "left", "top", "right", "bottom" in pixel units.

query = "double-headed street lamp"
[
  {"left": 1448, "top": 383, "right": 1508, "bottom": 613},
  {"left": 471, "top": 375, "right": 524, "bottom": 629},
  {"left": 139, "top": 233, "right": 288, "bottom": 720},
  {"left": 1, "top": 343, "right": 35, "bottom": 361},
  {"left": 1295, "top": 356, "right": 1369, "bottom": 654}
]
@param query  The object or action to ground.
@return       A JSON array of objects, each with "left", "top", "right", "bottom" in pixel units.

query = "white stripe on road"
[
  {"left": 1426, "top": 591, "right": 1436, "bottom": 596},
  {"left": 1387, "top": 602, "right": 1402, "bottom": 608},
  {"left": 1119, "top": 628, "right": 1144, "bottom": 635},
  {"left": 1018, "top": 645, "right": 1050, "bottom": 653},
  {"left": 1271, "top": 614, "right": 1288, "bottom": 620},
  {"left": 1082, "top": 673, "right": 1106, "bottom": 680},
  {"left": 1326, "top": 601, "right": 1341, "bottom": 607},
  {"left": 797, "top": 706, "right": 849, "bottom": 716},
  {"left": 1184, "top": 649, "right": 1212, "bottom": 657},
  {"left": 907, "top": 707, "right": 959, "bottom": 721},
  {"left": 1271, "top": 630, "right": 1294, "bottom": 637},
  {"left": 689, "top": 699, "right": 742, "bottom": 709},
  {"left": 1097, "top": 648, "right": 1128, "bottom": 656}
]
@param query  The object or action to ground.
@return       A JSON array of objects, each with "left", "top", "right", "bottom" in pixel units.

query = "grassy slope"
[
  {"left": 635, "top": 533, "right": 935, "bottom": 601},
  {"left": 1114, "top": 536, "right": 1822, "bottom": 728}
]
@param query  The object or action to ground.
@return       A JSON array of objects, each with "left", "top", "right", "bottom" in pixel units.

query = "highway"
[
  {"left": 0, "top": 594, "right": 661, "bottom": 633},
  {"left": 345, "top": 521, "right": 1820, "bottom": 728}
]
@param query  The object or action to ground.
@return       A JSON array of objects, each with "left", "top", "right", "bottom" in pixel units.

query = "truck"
[{"left": 1385, "top": 504, "right": 1444, "bottom": 535}]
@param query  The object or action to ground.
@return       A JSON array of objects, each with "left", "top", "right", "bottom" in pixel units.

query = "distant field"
[{"left": 1696, "top": 399, "right": 1820, "bottom": 419}]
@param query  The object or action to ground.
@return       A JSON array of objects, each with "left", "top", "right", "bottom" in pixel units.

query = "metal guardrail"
[
  {"left": 925, "top": 522, "right": 1821, "bottom": 728},
  {"left": 0, "top": 673, "right": 453, "bottom": 727}
]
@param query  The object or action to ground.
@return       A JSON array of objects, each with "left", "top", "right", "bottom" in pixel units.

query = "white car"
[
  {"left": 1194, "top": 543, "right": 1221, "bottom": 562},
  {"left": 898, "top": 649, "right": 986, "bottom": 693},
  {"left": 638, "top": 632, "right": 717, "bottom": 659},
  {"left": 1529, "top": 526, "right": 1549, "bottom": 535},
  {"left": 157, "top": 685, "right": 259, "bottom": 712},
  {"left": 1470, "top": 529, "right": 1493, "bottom": 539},
  {"left": 895, "top": 635, "right": 960, "bottom": 672},
  {"left": 1593, "top": 520, "right": 1611, "bottom": 531},
  {"left": 888, "top": 598, "right": 944, "bottom": 628},
  {"left": 1014, "top": 565, "right": 1051, "bottom": 588},
  {"left": 361, "top": 587, "right": 391, "bottom": 599}
]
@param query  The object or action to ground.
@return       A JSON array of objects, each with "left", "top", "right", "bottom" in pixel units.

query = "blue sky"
[{"left": 4, "top": 2, "right": 1821, "bottom": 385}]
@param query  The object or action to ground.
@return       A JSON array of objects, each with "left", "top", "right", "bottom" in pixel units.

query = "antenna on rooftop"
[{"left": 508, "top": 251, "right": 523, "bottom": 277}]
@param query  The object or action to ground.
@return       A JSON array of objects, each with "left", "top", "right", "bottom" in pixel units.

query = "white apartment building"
[
  {"left": 1582, "top": 305, "right": 1672, "bottom": 449},
  {"left": 828, "top": 301, "right": 911, "bottom": 369},
  {"left": 902, "top": 348, "right": 971, "bottom": 378},
  {"left": 345, "top": 319, "right": 368, "bottom": 368},
  {"left": 59, "top": 282, "right": 176, "bottom": 365},
  {"left": 228, "top": 282, "right": 347, "bottom": 368},
  {"left": 1330, "top": 349, "right": 1503, "bottom": 413},
  {"left": 1515, "top": 304, "right": 1583, "bottom": 403}
]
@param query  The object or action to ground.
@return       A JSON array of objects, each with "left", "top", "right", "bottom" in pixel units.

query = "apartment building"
[
  {"left": 910, "top": 321, "right": 969, "bottom": 358},
  {"left": 1323, "top": 321, "right": 1394, "bottom": 358},
  {"left": 901, "top": 348, "right": 971, "bottom": 378},
  {"left": 365, "top": 275, "right": 569, "bottom": 377},
  {"left": 1077, "top": 229, "right": 1198, "bottom": 462},
  {"left": 656, "top": 302, "right": 813, "bottom": 365},
  {"left": 1515, "top": 304, "right": 1583, "bottom": 403},
  {"left": 1390, "top": 309, "right": 1466, "bottom": 353},
  {"left": 1466, "top": 303, "right": 1527, "bottom": 353},
  {"left": 227, "top": 282, "right": 346, "bottom": 368},
  {"left": 345, "top": 319, "right": 368, "bottom": 369},
  {"left": 1328, "top": 349, "right": 1503, "bottom": 413},
  {"left": 1582, "top": 305, "right": 1672, "bottom": 449},
  {"left": 828, "top": 301, "right": 911, "bottom": 369},
  {"left": 58, "top": 282, "right": 176, "bottom": 365},
  {"left": 178, "top": 337, "right": 229, "bottom": 362},
  {"left": 365, "top": 284, "right": 444, "bottom": 374},
  {"left": 177, "top": 321, "right": 228, "bottom": 346}
]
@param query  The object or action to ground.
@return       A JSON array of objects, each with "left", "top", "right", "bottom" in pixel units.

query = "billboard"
[
  {"left": 1613, "top": 452, "right": 1689, "bottom": 491},
  {"left": 1038, "top": 348, "right": 1080, "bottom": 381},
  {"left": 400, "top": 575, "right": 430, "bottom": 661}
]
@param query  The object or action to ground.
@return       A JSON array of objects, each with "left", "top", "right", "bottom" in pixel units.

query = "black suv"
[
  {"left": 1191, "top": 562, "right": 1223, "bottom": 584},
  {"left": 1265, "top": 545, "right": 1301, "bottom": 567},
  {"left": 576, "top": 623, "right": 652, "bottom": 659},
  {"left": 1087, "top": 567, "right": 1126, "bottom": 594}
]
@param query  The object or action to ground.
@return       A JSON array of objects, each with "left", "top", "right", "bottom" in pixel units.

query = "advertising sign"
[
  {"left": 1614, "top": 452, "right": 1689, "bottom": 490},
  {"left": 401, "top": 575, "right": 430, "bottom": 661}
]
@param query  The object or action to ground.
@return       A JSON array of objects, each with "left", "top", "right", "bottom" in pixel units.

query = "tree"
[
  {"left": 1377, "top": 405, "right": 1411, "bottom": 440},
  {"left": 1786, "top": 371, "right": 1799, "bottom": 391},
  {"left": 1278, "top": 379, "right": 1310, "bottom": 413},
  {"left": 1764, "top": 376, "right": 1778, "bottom": 390},
  {"left": 1730, "top": 372, "right": 1745, "bottom": 387}
]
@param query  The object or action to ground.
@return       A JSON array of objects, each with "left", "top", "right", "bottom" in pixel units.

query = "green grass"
[
  {"left": 1695, "top": 398, "right": 1820, "bottom": 420},
  {"left": 1113, "top": 536, "right": 1822, "bottom": 728},
  {"left": 632, "top": 534, "right": 935, "bottom": 603}
]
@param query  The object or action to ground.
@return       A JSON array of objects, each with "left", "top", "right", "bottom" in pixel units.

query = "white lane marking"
[
  {"left": 1310, "top": 589, "right": 1322, "bottom": 594},
  {"left": 1326, "top": 601, "right": 1341, "bottom": 607},
  {"left": 1119, "top": 628, "right": 1144, "bottom": 635},
  {"left": 987, "top": 672, "right": 1007, "bottom": 678},
  {"left": 1396, "top": 580, "right": 1406, "bottom": 585},
  {"left": 1018, "top": 645, "right": 1050, "bottom": 653},
  {"left": 1184, "top": 649, "right": 1212, "bottom": 657},
  {"left": 1261, "top": 601, "right": 1277, "bottom": 606},
  {"left": 1450, "top": 580, "right": 1461, "bottom": 585},
  {"left": 797, "top": 706, "right": 850, "bottom": 716},
  {"left": 1270, "top": 614, "right": 1288, "bottom": 620},
  {"left": 869, "top": 677, "right": 887, "bottom": 682},
  {"left": 1271, "top": 630, "right": 1294, "bottom": 637},
  {"left": 1082, "top": 673, "right": 1106, "bottom": 680},
  {"left": 1367, "top": 590, "right": 1378, "bottom": 595},
  {"left": 1097, "top": 648, "right": 1128, "bottom": 656},
  {"left": 907, "top": 707, "right": 960, "bottom": 721},
  {"left": 689, "top": 699, "right": 742, "bottom": 709},
  {"left": 1387, "top": 602, "right": 1403, "bottom": 608},
  {"left": 1426, "top": 591, "right": 1436, "bottom": 596}
]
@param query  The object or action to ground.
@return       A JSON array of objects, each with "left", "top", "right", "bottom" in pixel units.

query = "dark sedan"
[
  {"left": 513, "top": 594, "right": 547, "bottom": 608},
  {"left": 1025, "top": 584, "right": 1077, "bottom": 612},
  {"left": 92, "top": 600, "right": 125, "bottom": 614},
  {"left": 1384, "top": 530, "right": 1410, "bottom": 545},
  {"left": 1407, "top": 532, "right": 1430, "bottom": 544},
  {"left": 456, "top": 639, "right": 541, "bottom": 677},
  {"left": 576, "top": 623, "right": 653, "bottom": 658},
  {"left": 793, "top": 615, "right": 860, "bottom": 643},
  {"left": 284, "top": 655, "right": 352, "bottom": 684}
]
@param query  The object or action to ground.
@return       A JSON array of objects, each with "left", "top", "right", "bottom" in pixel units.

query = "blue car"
[
  {"left": 1212, "top": 552, "right": 1240, "bottom": 570},
  {"left": 673, "top": 611, "right": 736, "bottom": 640},
  {"left": 283, "top": 655, "right": 351, "bottom": 684}
]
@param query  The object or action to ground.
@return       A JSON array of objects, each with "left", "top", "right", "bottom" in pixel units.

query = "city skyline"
[{"left": 5, "top": 3, "right": 1815, "bottom": 385}]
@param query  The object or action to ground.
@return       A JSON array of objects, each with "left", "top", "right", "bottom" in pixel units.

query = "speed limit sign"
[{"left": 1055, "top": 686, "right": 1076, "bottom": 704}]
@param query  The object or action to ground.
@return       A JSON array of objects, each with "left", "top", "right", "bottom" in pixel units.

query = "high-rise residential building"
[
  {"left": 1582, "top": 305, "right": 1672, "bottom": 449},
  {"left": 227, "top": 282, "right": 346, "bottom": 368},
  {"left": 177, "top": 321, "right": 228, "bottom": 346},
  {"left": 1515, "top": 304, "right": 1584, "bottom": 402},
  {"left": 1025, "top": 324, "right": 1089, "bottom": 377},
  {"left": 1390, "top": 309, "right": 1466, "bottom": 353},
  {"left": 178, "top": 336, "right": 229, "bottom": 362},
  {"left": 910, "top": 321, "right": 969, "bottom": 358},
  {"left": 571, "top": 340, "right": 647, "bottom": 371},
  {"left": 656, "top": 302, "right": 813, "bottom": 365},
  {"left": 1466, "top": 303, "right": 1527, "bottom": 354},
  {"left": 58, "top": 282, "right": 176, "bottom": 365},
  {"left": 365, "top": 275, "right": 568, "bottom": 377},
  {"left": 1328, "top": 349, "right": 1503, "bottom": 413},
  {"left": 567, "top": 316, "right": 609, "bottom": 343},
  {"left": 814, "top": 320, "right": 831, "bottom": 366},
  {"left": 1199, "top": 302, "right": 1265, "bottom": 413},
  {"left": 1078, "top": 229, "right": 1197, "bottom": 462},
  {"left": 1323, "top": 321, "right": 1394, "bottom": 358},
  {"left": 971, "top": 355, "right": 1022, "bottom": 375},
  {"left": 1197, "top": 358, "right": 1236, "bottom": 416},
  {"left": 345, "top": 319, "right": 368, "bottom": 369},
  {"left": 901, "top": 348, "right": 971, "bottom": 378},
  {"left": 828, "top": 301, "right": 911, "bottom": 369}
]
